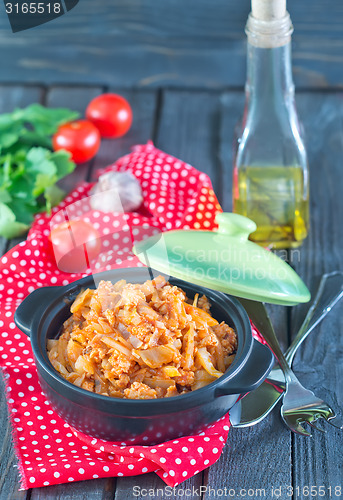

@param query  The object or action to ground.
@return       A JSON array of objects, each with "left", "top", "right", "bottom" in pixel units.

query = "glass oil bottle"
[{"left": 233, "top": 0, "right": 309, "bottom": 249}]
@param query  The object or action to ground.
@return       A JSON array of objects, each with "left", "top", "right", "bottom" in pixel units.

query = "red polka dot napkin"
[{"left": 0, "top": 142, "right": 263, "bottom": 490}]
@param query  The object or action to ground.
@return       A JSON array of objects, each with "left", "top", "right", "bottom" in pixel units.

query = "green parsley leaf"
[
  {"left": 50, "top": 150, "right": 75, "bottom": 179},
  {"left": 0, "top": 103, "right": 79, "bottom": 238},
  {"left": 0, "top": 202, "right": 30, "bottom": 239}
]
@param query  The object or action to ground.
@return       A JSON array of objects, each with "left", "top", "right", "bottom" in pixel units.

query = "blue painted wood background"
[{"left": 0, "top": 0, "right": 342, "bottom": 88}]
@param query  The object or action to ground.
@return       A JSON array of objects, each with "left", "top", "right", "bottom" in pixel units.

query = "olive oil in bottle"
[
  {"left": 233, "top": 0, "right": 309, "bottom": 249},
  {"left": 233, "top": 165, "right": 309, "bottom": 248}
]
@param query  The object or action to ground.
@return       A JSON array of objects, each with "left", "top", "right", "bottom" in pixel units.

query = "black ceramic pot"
[{"left": 14, "top": 268, "right": 274, "bottom": 445}]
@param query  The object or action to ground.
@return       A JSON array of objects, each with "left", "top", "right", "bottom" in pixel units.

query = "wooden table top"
[{"left": 0, "top": 83, "right": 342, "bottom": 500}]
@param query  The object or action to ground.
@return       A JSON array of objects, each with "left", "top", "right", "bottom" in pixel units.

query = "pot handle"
[
  {"left": 214, "top": 339, "right": 274, "bottom": 397},
  {"left": 14, "top": 286, "right": 63, "bottom": 337}
]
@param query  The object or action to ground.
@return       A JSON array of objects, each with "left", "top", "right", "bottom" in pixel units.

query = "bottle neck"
[
  {"left": 246, "top": 42, "right": 294, "bottom": 106},
  {"left": 246, "top": 11, "right": 293, "bottom": 48},
  {"left": 244, "top": 10, "right": 295, "bottom": 110}
]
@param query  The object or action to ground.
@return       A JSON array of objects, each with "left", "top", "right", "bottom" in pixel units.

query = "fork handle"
[
  {"left": 238, "top": 298, "right": 296, "bottom": 381},
  {"left": 285, "top": 271, "right": 343, "bottom": 365}
]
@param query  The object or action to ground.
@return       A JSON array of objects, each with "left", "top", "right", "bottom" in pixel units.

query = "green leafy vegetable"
[{"left": 0, "top": 104, "right": 79, "bottom": 238}]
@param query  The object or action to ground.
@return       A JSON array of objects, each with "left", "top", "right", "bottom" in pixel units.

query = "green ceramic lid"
[{"left": 133, "top": 213, "right": 311, "bottom": 305}]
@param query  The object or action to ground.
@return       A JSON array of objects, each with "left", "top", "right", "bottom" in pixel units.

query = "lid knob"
[{"left": 216, "top": 213, "right": 257, "bottom": 241}]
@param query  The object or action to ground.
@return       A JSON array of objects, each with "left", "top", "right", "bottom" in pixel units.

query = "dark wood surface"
[
  {"left": 0, "top": 0, "right": 343, "bottom": 89},
  {"left": 0, "top": 84, "right": 342, "bottom": 500}
]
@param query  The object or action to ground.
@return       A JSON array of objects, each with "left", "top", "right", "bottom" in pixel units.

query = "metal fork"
[
  {"left": 279, "top": 353, "right": 343, "bottom": 436},
  {"left": 240, "top": 298, "right": 343, "bottom": 436}
]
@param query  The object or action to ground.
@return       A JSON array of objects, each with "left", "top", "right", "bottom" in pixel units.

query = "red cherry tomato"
[
  {"left": 86, "top": 93, "right": 133, "bottom": 138},
  {"left": 52, "top": 120, "right": 101, "bottom": 164},
  {"left": 49, "top": 219, "right": 101, "bottom": 273}
]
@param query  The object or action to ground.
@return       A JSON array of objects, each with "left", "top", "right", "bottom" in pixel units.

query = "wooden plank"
[
  {"left": 30, "top": 478, "right": 116, "bottom": 500},
  {"left": 205, "top": 418, "right": 292, "bottom": 500},
  {"left": 112, "top": 88, "right": 218, "bottom": 499},
  {"left": 219, "top": 88, "right": 290, "bottom": 350},
  {"left": 90, "top": 88, "right": 158, "bottom": 180},
  {"left": 1, "top": 87, "right": 157, "bottom": 499},
  {"left": 204, "top": 89, "right": 291, "bottom": 498},
  {"left": 0, "top": 85, "right": 43, "bottom": 113},
  {"left": 290, "top": 93, "right": 343, "bottom": 492},
  {"left": 0, "top": 0, "right": 341, "bottom": 88},
  {"left": 218, "top": 91, "right": 245, "bottom": 213},
  {"left": 27, "top": 86, "right": 118, "bottom": 499},
  {"left": 115, "top": 472, "right": 203, "bottom": 500},
  {"left": 0, "top": 86, "right": 106, "bottom": 499},
  {"left": 0, "top": 85, "right": 101, "bottom": 253},
  {"left": 152, "top": 87, "right": 290, "bottom": 498},
  {"left": 0, "top": 240, "right": 7, "bottom": 259},
  {"left": 0, "top": 85, "right": 44, "bottom": 258},
  {"left": 155, "top": 89, "right": 222, "bottom": 194},
  {"left": 1, "top": 85, "right": 103, "bottom": 255},
  {"left": 45, "top": 86, "right": 104, "bottom": 114},
  {"left": 0, "top": 85, "right": 43, "bottom": 500},
  {"left": 0, "top": 373, "right": 28, "bottom": 500},
  {"left": 1, "top": 87, "right": 341, "bottom": 499}
]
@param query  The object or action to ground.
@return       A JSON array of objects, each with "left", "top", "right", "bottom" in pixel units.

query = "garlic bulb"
[{"left": 90, "top": 171, "right": 143, "bottom": 213}]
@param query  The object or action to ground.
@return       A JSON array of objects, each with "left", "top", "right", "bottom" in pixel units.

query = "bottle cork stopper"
[{"left": 251, "top": 0, "right": 287, "bottom": 21}]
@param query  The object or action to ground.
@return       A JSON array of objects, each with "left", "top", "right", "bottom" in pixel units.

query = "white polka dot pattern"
[{"left": 0, "top": 143, "right": 265, "bottom": 490}]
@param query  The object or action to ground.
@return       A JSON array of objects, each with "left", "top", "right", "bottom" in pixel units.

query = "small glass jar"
[{"left": 233, "top": 4, "right": 309, "bottom": 249}]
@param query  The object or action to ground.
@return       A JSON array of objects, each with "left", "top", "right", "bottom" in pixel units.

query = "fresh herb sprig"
[{"left": 0, "top": 104, "right": 79, "bottom": 238}]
